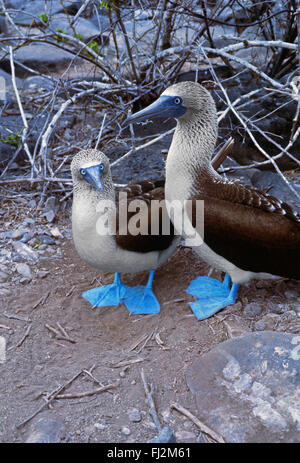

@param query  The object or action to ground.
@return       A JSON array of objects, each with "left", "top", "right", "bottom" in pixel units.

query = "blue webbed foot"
[
  {"left": 123, "top": 270, "right": 160, "bottom": 315},
  {"left": 186, "top": 274, "right": 239, "bottom": 320},
  {"left": 81, "top": 273, "right": 127, "bottom": 308}
]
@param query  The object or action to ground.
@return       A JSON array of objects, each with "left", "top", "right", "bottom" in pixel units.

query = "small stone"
[
  {"left": 254, "top": 313, "right": 280, "bottom": 331},
  {"left": 19, "top": 232, "right": 34, "bottom": 243},
  {"left": 39, "top": 235, "right": 55, "bottom": 245},
  {"left": 120, "top": 426, "right": 131, "bottom": 436},
  {"left": 12, "top": 241, "right": 39, "bottom": 262},
  {"left": 284, "top": 289, "right": 298, "bottom": 299},
  {"left": 127, "top": 408, "right": 142, "bottom": 423},
  {"left": 11, "top": 229, "right": 24, "bottom": 240},
  {"left": 243, "top": 302, "right": 263, "bottom": 318},
  {"left": 271, "top": 303, "right": 290, "bottom": 314},
  {"left": 0, "top": 271, "right": 9, "bottom": 282},
  {"left": 150, "top": 426, "right": 176, "bottom": 443},
  {"left": 15, "top": 263, "right": 32, "bottom": 279},
  {"left": 94, "top": 423, "right": 106, "bottom": 431},
  {"left": 50, "top": 227, "right": 63, "bottom": 238},
  {"left": 0, "top": 287, "right": 11, "bottom": 297},
  {"left": 38, "top": 270, "right": 50, "bottom": 279},
  {"left": 175, "top": 430, "right": 196, "bottom": 441}
]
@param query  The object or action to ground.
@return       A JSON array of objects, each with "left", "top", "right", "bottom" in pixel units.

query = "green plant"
[
  {"left": 55, "top": 28, "right": 69, "bottom": 43},
  {"left": 0, "top": 133, "right": 21, "bottom": 146},
  {"left": 40, "top": 13, "right": 49, "bottom": 24},
  {"left": 88, "top": 41, "right": 99, "bottom": 54}
]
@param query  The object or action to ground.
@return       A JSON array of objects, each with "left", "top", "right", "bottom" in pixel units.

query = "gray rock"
[
  {"left": 12, "top": 241, "right": 39, "bottom": 262},
  {"left": 0, "top": 287, "right": 11, "bottom": 297},
  {"left": 120, "top": 426, "right": 131, "bottom": 436},
  {"left": 23, "top": 217, "right": 36, "bottom": 225},
  {"left": 19, "top": 232, "right": 34, "bottom": 244},
  {"left": 11, "top": 229, "right": 24, "bottom": 240},
  {"left": 186, "top": 331, "right": 300, "bottom": 443},
  {"left": 0, "top": 44, "right": 81, "bottom": 76},
  {"left": 284, "top": 289, "right": 299, "bottom": 299},
  {"left": 243, "top": 302, "right": 263, "bottom": 318},
  {"left": 15, "top": 263, "right": 32, "bottom": 279},
  {"left": 12, "top": 1, "right": 64, "bottom": 26},
  {"left": 25, "top": 417, "right": 65, "bottom": 443},
  {"left": 39, "top": 235, "right": 55, "bottom": 245},
  {"left": 150, "top": 426, "right": 176, "bottom": 443},
  {"left": 41, "top": 196, "right": 58, "bottom": 223},
  {"left": 23, "top": 76, "right": 56, "bottom": 91},
  {"left": 0, "top": 271, "right": 9, "bottom": 283},
  {"left": 127, "top": 408, "right": 142, "bottom": 423},
  {"left": 48, "top": 14, "right": 102, "bottom": 42}
]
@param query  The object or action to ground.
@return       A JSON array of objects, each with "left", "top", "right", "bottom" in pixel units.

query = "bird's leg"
[
  {"left": 186, "top": 273, "right": 239, "bottom": 320},
  {"left": 123, "top": 270, "right": 160, "bottom": 315},
  {"left": 81, "top": 272, "right": 128, "bottom": 308}
]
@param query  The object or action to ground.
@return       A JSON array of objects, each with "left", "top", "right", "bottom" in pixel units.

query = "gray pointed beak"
[
  {"left": 125, "top": 95, "right": 186, "bottom": 125},
  {"left": 85, "top": 165, "right": 103, "bottom": 191}
]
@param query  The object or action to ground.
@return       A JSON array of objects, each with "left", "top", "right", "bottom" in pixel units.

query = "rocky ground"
[
  {"left": 0, "top": 0, "right": 299, "bottom": 444},
  {"left": 0, "top": 187, "right": 300, "bottom": 443}
]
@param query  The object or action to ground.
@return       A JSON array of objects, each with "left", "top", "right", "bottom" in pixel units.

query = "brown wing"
[
  {"left": 115, "top": 179, "right": 176, "bottom": 253},
  {"left": 190, "top": 171, "right": 300, "bottom": 279}
]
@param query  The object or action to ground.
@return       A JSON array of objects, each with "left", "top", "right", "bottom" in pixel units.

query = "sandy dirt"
[{"left": 1, "top": 213, "right": 300, "bottom": 443}]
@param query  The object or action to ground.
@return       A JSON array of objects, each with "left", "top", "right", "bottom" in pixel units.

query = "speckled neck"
[{"left": 165, "top": 111, "right": 217, "bottom": 201}]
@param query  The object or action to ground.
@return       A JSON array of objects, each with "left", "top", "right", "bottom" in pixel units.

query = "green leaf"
[
  {"left": 88, "top": 41, "right": 99, "bottom": 54},
  {"left": 40, "top": 13, "right": 48, "bottom": 24},
  {"left": 75, "top": 33, "right": 84, "bottom": 42},
  {"left": 0, "top": 133, "right": 21, "bottom": 146}
]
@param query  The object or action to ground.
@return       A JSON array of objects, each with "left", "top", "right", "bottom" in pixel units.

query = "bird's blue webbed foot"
[
  {"left": 123, "top": 270, "right": 160, "bottom": 314},
  {"left": 81, "top": 273, "right": 128, "bottom": 308},
  {"left": 186, "top": 273, "right": 239, "bottom": 320}
]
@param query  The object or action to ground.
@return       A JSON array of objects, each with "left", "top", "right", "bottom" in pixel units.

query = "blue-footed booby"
[
  {"left": 126, "top": 81, "right": 300, "bottom": 320},
  {"left": 71, "top": 149, "right": 179, "bottom": 314}
]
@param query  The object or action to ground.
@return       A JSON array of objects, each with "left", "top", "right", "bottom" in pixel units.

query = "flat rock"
[
  {"left": 15, "top": 262, "right": 32, "bottom": 279},
  {"left": 12, "top": 241, "right": 39, "bottom": 262},
  {"left": 186, "top": 331, "right": 300, "bottom": 443},
  {"left": 25, "top": 416, "right": 65, "bottom": 443}
]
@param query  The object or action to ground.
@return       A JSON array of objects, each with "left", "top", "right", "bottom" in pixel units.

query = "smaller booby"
[
  {"left": 71, "top": 149, "right": 179, "bottom": 314},
  {"left": 126, "top": 81, "right": 300, "bottom": 320}
]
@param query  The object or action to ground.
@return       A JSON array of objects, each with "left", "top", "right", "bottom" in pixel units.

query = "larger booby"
[
  {"left": 126, "top": 81, "right": 300, "bottom": 320},
  {"left": 71, "top": 149, "right": 179, "bottom": 315}
]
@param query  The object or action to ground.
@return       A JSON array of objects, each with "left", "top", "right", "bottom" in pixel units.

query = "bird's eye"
[
  {"left": 174, "top": 97, "right": 181, "bottom": 105},
  {"left": 99, "top": 163, "right": 104, "bottom": 171},
  {"left": 80, "top": 168, "right": 86, "bottom": 176}
]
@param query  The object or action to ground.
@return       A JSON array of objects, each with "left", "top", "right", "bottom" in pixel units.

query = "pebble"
[
  {"left": 0, "top": 287, "right": 11, "bottom": 297},
  {"left": 19, "top": 232, "right": 34, "bottom": 244},
  {"left": 0, "top": 271, "right": 9, "bottom": 283},
  {"left": 15, "top": 263, "right": 32, "bottom": 279},
  {"left": 175, "top": 430, "right": 196, "bottom": 441},
  {"left": 39, "top": 235, "right": 56, "bottom": 245},
  {"left": 11, "top": 229, "right": 24, "bottom": 240},
  {"left": 94, "top": 423, "right": 106, "bottom": 431},
  {"left": 284, "top": 289, "right": 299, "bottom": 299},
  {"left": 127, "top": 408, "right": 142, "bottom": 423},
  {"left": 150, "top": 426, "right": 176, "bottom": 443},
  {"left": 120, "top": 426, "right": 131, "bottom": 436},
  {"left": 253, "top": 313, "right": 281, "bottom": 331},
  {"left": 38, "top": 270, "right": 50, "bottom": 279},
  {"left": 243, "top": 302, "right": 263, "bottom": 318},
  {"left": 12, "top": 241, "right": 39, "bottom": 262}
]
